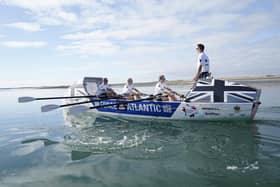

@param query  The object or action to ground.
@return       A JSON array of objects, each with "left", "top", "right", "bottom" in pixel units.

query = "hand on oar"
[
  {"left": 18, "top": 95, "right": 98, "bottom": 103},
  {"left": 164, "top": 88, "right": 185, "bottom": 98}
]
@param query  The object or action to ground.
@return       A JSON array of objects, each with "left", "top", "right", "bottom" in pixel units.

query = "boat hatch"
[{"left": 83, "top": 77, "right": 103, "bottom": 95}]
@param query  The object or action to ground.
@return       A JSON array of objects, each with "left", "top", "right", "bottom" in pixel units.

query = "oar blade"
[
  {"left": 18, "top": 96, "right": 35, "bottom": 103},
  {"left": 41, "top": 104, "right": 60, "bottom": 112},
  {"left": 68, "top": 105, "right": 89, "bottom": 115}
]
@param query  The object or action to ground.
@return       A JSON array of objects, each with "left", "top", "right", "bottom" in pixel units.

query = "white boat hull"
[
  {"left": 64, "top": 99, "right": 257, "bottom": 121},
  {"left": 63, "top": 77, "right": 261, "bottom": 122}
]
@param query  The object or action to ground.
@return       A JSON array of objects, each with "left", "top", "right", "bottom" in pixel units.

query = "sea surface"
[{"left": 0, "top": 82, "right": 279, "bottom": 187}]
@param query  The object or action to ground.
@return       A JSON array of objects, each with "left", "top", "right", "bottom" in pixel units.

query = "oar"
[
  {"left": 132, "top": 88, "right": 148, "bottom": 96},
  {"left": 68, "top": 95, "right": 160, "bottom": 115},
  {"left": 18, "top": 95, "right": 98, "bottom": 103},
  {"left": 41, "top": 95, "right": 124, "bottom": 112},
  {"left": 41, "top": 100, "right": 96, "bottom": 112},
  {"left": 165, "top": 88, "right": 185, "bottom": 98}
]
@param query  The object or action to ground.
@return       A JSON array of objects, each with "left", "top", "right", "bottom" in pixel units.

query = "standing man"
[{"left": 193, "top": 43, "right": 210, "bottom": 81}]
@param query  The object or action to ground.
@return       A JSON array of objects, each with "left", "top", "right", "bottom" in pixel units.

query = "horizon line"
[{"left": 1, "top": 74, "right": 280, "bottom": 90}]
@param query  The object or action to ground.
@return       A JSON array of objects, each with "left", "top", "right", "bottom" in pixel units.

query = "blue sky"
[{"left": 0, "top": 0, "right": 279, "bottom": 87}]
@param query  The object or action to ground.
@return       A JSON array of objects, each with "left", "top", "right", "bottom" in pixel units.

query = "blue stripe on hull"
[{"left": 94, "top": 100, "right": 180, "bottom": 117}]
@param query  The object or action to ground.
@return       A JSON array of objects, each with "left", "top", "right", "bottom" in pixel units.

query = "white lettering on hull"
[
  {"left": 98, "top": 101, "right": 176, "bottom": 114},
  {"left": 127, "top": 103, "right": 163, "bottom": 113}
]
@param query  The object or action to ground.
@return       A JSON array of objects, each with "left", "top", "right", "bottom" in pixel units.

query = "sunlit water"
[{"left": 0, "top": 83, "right": 279, "bottom": 187}]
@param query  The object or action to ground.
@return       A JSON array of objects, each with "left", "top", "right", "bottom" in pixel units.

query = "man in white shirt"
[
  {"left": 193, "top": 43, "right": 210, "bottom": 81},
  {"left": 97, "top": 78, "right": 118, "bottom": 98},
  {"left": 121, "top": 78, "right": 143, "bottom": 100},
  {"left": 154, "top": 75, "right": 179, "bottom": 101}
]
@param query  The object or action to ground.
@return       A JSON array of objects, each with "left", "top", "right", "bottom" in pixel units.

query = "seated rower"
[
  {"left": 154, "top": 75, "right": 180, "bottom": 101},
  {"left": 97, "top": 77, "right": 119, "bottom": 99},
  {"left": 121, "top": 78, "right": 143, "bottom": 100}
]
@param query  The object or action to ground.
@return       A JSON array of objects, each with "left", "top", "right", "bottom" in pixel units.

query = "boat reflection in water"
[
  {"left": 63, "top": 111, "right": 259, "bottom": 172},
  {"left": 19, "top": 111, "right": 268, "bottom": 186}
]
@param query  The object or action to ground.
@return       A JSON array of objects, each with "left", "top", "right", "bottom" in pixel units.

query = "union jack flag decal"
[{"left": 185, "top": 79, "right": 258, "bottom": 103}]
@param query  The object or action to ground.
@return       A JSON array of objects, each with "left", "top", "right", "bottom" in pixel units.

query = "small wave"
[
  {"left": 226, "top": 161, "right": 259, "bottom": 172},
  {"left": 61, "top": 117, "right": 188, "bottom": 159},
  {"left": 63, "top": 127, "right": 150, "bottom": 154},
  {"left": 254, "top": 133, "right": 280, "bottom": 145},
  {"left": 144, "top": 146, "right": 163, "bottom": 153}
]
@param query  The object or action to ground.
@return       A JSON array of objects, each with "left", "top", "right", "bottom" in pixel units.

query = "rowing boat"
[{"left": 63, "top": 77, "right": 261, "bottom": 121}]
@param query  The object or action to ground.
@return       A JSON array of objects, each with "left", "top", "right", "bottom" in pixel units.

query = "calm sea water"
[{"left": 0, "top": 83, "right": 279, "bottom": 187}]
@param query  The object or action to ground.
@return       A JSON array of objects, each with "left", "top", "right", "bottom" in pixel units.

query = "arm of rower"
[
  {"left": 132, "top": 88, "right": 147, "bottom": 96},
  {"left": 193, "top": 65, "right": 202, "bottom": 81},
  {"left": 107, "top": 87, "right": 117, "bottom": 95},
  {"left": 165, "top": 87, "right": 181, "bottom": 96},
  {"left": 132, "top": 87, "right": 140, "bottom": 93}
]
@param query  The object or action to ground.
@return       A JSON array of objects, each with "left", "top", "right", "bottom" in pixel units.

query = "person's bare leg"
[
  {"left": 168, "top": 93, "right": 176, "bottom": 101},
  {"left": 134, "top": 94, "right": 141, "bottom": 100}
]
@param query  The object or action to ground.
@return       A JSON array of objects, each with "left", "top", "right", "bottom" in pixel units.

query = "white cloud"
[
  {"left": 1, "top": 0, "right": 82, "bottom": 26},
  {"left": 0, "top": 0, "right": 90, "bottom": 10},
  {"left": 237, "top": 13, "right": 274, "bottom": 32},
  {"left": 61, "top": 17, "right": 200, "bottom": 41},
  {"left": 57, "top": 40, "right": 120, "bottom": 56},
  {"left": 5, "top": 22, "right": 41, "bottom": 32},
  {"left": 56, "top": 9, "right": 78, "bottom": 23},
  {"left": 0, "top": 41, "right": 47, "bottom": 48},
  {"left": 53, "top": 0, "right": 265, "bottom": 57},
  {"left": 51, "top": 0, "right": 279, "bottom": 81},
  {"left": 0, "top": 0, "right": 279, "bottom": 84}
]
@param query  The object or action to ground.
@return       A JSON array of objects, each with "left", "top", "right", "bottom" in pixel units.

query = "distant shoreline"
[
  {"left": 115, "top": 75, "right": 280, "bottom": 87},
  {"left": 0, "top": 85, "right": 70, "bottom": 90},
  {"left": 1, "top": 75, "right": 280, "bottom": 90}
]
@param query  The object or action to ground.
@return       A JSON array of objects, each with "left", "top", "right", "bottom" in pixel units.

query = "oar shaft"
[
  {"left": 163, "top": 88, "right": 184, "bottom": 98},
  {"left": 53, "top": 96, "right": 125, "bottom": 109},
  {"left": 67, "top": 94, "right": 163, "bottom": 115},
  {"left": 35, "top": 95, "right": 97, "bottom": 100},
  {"left": 89, "top": 97, "right": 155, "bottom": 109},
  {"left": 60, "top": 100, "right": 95, "bottom": 108},
  {"left": 41, "top": 98, "right": 103, "bottom": 112}
]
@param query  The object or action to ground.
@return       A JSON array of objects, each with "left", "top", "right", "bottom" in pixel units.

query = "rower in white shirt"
[
  {"left": 121, "top": 78, "right": 143, "bottom": 100},
  {"left": 97, "top": 77, "right": 118, "bottom": 99},
  {"left": 154, "top": 75, "right": 181, "bottom": 101},
  {"left": 193, "top": 43, "right": 211, "bottom": 81}
]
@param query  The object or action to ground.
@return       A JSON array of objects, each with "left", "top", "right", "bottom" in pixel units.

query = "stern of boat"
[{"left": 63, "top": 77, "right": 103, "bottom": 126}]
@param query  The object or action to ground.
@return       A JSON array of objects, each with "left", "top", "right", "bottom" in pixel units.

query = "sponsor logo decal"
[
  {"left": 96, "top": 100, "right": 179, "bottom": 117},
  {"left": 182, "top": 104, "right": 199, "bottom": 118}
]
